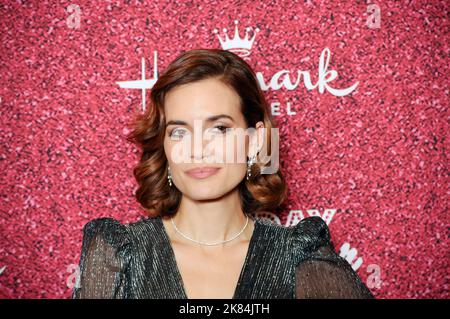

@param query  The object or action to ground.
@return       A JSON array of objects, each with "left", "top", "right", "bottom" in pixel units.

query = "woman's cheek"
[{"left": 225, "top": 131, "right": 250, "bottom": 165}]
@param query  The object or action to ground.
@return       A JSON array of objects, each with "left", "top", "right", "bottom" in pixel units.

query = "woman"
[{"left": 72, "top": 49, "right": 374, "bottom": 299}]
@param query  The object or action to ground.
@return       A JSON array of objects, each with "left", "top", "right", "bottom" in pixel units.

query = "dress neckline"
[{"left": 157, "top": 215, "right": 259, "bottom": 299}]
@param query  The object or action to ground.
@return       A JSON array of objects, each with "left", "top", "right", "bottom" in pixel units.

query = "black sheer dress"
[{"left": 71, "top": 215, "right": 374, "bottom": 299}]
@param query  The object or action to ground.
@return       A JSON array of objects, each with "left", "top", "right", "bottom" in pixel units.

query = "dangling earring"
[
  {"left": 167, "top": 166, "right": 173, "bottom": 187},
  {"left": 246, "top": 154, "right": 256, "bottom": 180}
]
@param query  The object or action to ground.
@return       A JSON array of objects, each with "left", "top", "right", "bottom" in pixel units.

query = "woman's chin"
[
  {"left": 185, "top": 187, "right": 225, "bottom": 201},
  {"left": 189, "top": 191, "right": 221, "bottom": 201}
]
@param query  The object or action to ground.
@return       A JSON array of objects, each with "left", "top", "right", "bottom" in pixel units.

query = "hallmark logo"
[{"left": 117, "top": 20, "right": 359, "bottom": 111}]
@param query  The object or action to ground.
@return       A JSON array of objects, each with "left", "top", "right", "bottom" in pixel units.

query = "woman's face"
[{"left": 163, "top": 77, "right": 263, "bottom": 200}]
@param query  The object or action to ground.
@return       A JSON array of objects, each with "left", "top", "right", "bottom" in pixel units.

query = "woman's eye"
[
  {"left": 209, "top": 126, "right": 229, "bottom": 134},
  {"left": 169, "top": 126, "right": 230, "bottom": 140},
  {"left": 169, "top": 128, "right": 189, "bottom": 139}
]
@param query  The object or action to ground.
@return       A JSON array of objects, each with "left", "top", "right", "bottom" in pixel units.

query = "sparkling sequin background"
[{"left": 0, "top": 0, "right": 448, "bottom": 298}]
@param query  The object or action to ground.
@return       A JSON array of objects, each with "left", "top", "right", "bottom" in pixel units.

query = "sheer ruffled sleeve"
[
  {"left": 72, "top": 217, "right": 132, "bottom": 299},
  {"left": 292, "top": 216, "right": 374, "bottom": 299}
]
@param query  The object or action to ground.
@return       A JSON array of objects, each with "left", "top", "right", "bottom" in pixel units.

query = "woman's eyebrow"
[{"left": 166, "top": 114, "right": 235, "bottom": 127}]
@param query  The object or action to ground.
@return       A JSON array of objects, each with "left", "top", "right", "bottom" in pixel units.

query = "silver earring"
[
  {"left": 246, "top": 154, "right": 256, "bottom": 180},
  {"left": 168, "top": 166, "right": 173, "bottom": 187}
]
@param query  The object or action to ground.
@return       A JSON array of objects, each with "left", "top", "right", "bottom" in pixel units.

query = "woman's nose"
[{"left": 190, "top": 132, "right": 215, "bottom": 162}]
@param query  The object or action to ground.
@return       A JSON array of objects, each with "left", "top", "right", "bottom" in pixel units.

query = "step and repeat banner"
[{"left": 0, "top": 0, "right": 448, "bottom": 298}]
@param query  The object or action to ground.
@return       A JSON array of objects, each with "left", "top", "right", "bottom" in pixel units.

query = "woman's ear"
[{"left": 248, "top": 121, "right": 265, "bottom": 157}]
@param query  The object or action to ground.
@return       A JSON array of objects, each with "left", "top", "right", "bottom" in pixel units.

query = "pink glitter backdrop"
[{"left": 0, "top": 0, "right": 448, "bottom": 298}]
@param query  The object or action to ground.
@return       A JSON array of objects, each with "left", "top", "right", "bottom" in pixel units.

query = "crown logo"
[{"left": 213, "top": 20, "right": 260, "bottom": 58}]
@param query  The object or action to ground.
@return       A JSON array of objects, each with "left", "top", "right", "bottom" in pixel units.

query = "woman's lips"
[{"left": 185, "top": 167, "right": 221, "bottom": 179}]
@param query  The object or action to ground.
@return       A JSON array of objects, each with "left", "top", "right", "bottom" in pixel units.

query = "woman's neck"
[{"left": 170, "top": 189, "right": 251, "bottom": 244}]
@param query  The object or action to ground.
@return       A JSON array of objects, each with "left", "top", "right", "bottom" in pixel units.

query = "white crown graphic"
[{"left": 213, "top": 20, "right": 260, "bottom": 57}]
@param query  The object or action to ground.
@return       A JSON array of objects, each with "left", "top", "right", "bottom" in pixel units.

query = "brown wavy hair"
[{"left": 126, "top": 48, "right": 287, "bottom": 218}]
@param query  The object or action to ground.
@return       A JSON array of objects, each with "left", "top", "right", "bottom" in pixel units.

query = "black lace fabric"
[
  {"left": 291, "top": 216, "right": 374, "bottom": 299},
  {"left": 295, "top": 243, "right": 374, "bottom": 298},
  {"left": 72, "top": 215, "right": 374, "bottom": 299},
  {"left": 72, "top": 218, "right": 130, "bottom": 299}
]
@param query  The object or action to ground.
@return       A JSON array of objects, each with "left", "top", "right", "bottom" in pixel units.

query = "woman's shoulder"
[
  {"left": 81, "top": 216, "right": 129, "bottom": 246},
  {"left": 81, "top": 215, "right": 162, "bottom": 248},
  {"left": 254, "top": 215, "right": 332, "bottom": 256},
  {"left": 289, "top": 215, "right": 331, "bottom": 245},
  {"left": 254, "top": 214, "right": 330, "bottom": 241},
  {"left": 288, "top": 216, "right": 335, "bottom": 265}
]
